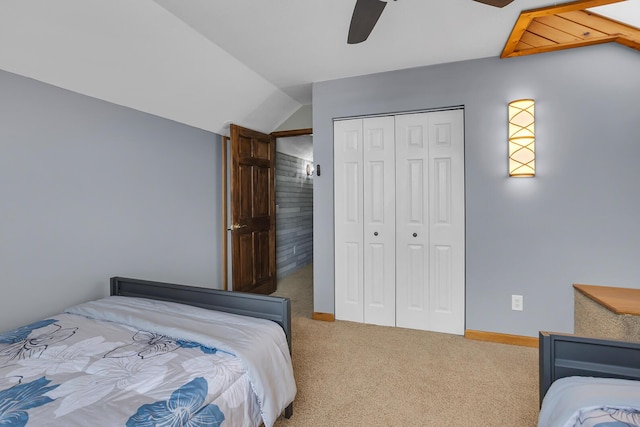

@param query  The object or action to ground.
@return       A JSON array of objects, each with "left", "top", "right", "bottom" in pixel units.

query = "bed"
[
  {"left": 538, "top": 331, "right": 640, "bottom": 427},
  {"left": 0, "top": 276, "right": 296, "bottom": 427}
]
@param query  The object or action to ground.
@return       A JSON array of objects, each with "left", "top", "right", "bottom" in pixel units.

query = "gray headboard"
[{"left": 539, "top": 331, "right": 640, "bottom": 406}]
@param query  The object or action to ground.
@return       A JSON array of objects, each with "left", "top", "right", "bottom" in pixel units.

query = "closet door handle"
[
  {"left": 374, "top": 232, "right": 379, "bottom": 236},
  {"left": 413, "top": 233, "right": 417, "bottom": 237}
]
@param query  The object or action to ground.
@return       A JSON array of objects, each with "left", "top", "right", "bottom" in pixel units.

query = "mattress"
[{"left": 0, "top": 296, "right": 296, "bottom": 427}]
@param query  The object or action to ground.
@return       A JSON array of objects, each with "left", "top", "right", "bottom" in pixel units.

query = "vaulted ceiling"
[{"left": 1, "top": 0, "right": 638, "bottom": 135}]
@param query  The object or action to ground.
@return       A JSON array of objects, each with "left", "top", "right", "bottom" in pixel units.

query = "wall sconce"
[{"left": 508, "top": 99, "right": 535, "bottom": 177}]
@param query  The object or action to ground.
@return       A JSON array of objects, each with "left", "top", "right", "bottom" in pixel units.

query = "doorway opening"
[
  {"left": 273, "top": 130, "right": 313, "bottom": 279},
  {"left": 272, "top": 128, "right": 314, "bottom": 318}
]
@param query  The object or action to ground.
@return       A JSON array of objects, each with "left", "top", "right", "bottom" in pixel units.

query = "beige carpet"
[{"left": 272, "top": 264, "right": 539, "bottom": 426}]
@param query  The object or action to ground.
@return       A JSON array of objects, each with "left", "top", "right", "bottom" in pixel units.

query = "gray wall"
[
  {"left": 0, "top": 70, "right": 223, "bottom": 332},
  {"left": 312, "top": 44, "right": 640, "bottom": 337},
  {"left": 276, "top": 152, "right": 314, "bottom": 278}
]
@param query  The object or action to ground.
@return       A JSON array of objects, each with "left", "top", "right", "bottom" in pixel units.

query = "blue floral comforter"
[
  {"left": 538, "top": 376, "right": 640, "bottom": 427},
  {"left": 0, "top": 297, "right": 296, "bottom": 427}
]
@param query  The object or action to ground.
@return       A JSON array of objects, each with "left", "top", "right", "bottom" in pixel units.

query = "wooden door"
[{"left": 229, "top": 124, "right": 276, "bottom": 294}]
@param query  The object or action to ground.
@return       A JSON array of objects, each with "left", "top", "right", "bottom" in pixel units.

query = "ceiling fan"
[{"left": 348, "top": 0, "right": 515, "bottom": 44}]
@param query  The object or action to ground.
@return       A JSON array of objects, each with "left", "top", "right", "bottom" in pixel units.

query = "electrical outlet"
[{"left": 512, "top": 295, "right": 523, "bottom": 311}]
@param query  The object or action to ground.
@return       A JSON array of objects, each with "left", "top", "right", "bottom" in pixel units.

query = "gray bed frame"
[
  {"left": 110, "top": 276, "right": 293, "bottom": 419},
  {"left": 539, "top": 331, "right": 640, "bottom": 407}
]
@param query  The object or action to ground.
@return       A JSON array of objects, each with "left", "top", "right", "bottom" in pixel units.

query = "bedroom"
[{"left": 1, "top": 0, "right": 640, "bottom": 426}]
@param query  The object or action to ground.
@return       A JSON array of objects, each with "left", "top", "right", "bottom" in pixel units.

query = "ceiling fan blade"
[
  {"left": 473, "top": 0, "right": 514, "bottom": 7},
  {"left": 347, "top": 0, "right": 387, "bottom": 44}
]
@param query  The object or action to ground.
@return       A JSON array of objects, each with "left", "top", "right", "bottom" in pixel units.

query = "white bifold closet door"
[
  {"left": 334, "top": 109, "right": 464, "bottom": 335},
  {"left": 334, "top": 116, "right": 396, "bottom": 326},
  {"left": 395, "top": 111, "right": 465, "bottom": 335}
]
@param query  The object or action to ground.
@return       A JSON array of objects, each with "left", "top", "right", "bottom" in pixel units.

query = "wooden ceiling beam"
[
  {"left": 536, "top": 15, "right": 608, "bottom": 39},
  {"left": 504, "top": 36, "right": 618, "bottom": 58},
  {"left": 501, "top": 0, "right": 639, "bottom": 59},
  {"left": 560, "top": 11, "right": 640, "bottom": 39},
  {"left": 527, "top": 20, "right": 582, "bottom": 44}
]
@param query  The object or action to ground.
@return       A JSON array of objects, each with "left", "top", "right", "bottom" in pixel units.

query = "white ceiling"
[
  {"left": 1, "top": 0, "right": 638, "bottom": 134},
  {"left": 589, "top": 1, "right": 640, "bottom": 27},
  {"left": 154, "top": 0, "right": 560, "bottom": 105}
]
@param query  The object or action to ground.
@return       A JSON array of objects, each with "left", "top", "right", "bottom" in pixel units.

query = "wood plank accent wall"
[{"left": 276, "top": 152, "right": 313, "bottom": 278}]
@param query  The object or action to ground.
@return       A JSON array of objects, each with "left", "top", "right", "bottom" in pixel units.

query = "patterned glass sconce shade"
[{"left": 508, "top": 99, "right": 535, "bottom": 177}]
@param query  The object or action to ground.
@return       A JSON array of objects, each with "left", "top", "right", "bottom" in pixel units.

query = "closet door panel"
[
  {"left": 395, "top": 113, "right": 430, "bottom": 330},
  {"left": 334, "top": 119, "right": 364, "bottom": 323},
  {"left": 406, "top": 243, "right": 426, "bottom": 309},
  {"left": 428, "top": 110, "right": 465, "bottom": 335},
  {"left": 363, "top": 116, "right": 395, "bottom": 326}
]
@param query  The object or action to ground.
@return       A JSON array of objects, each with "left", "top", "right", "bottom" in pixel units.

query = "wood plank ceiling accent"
[{"left": 501, "top": 0, "right": 640, "bottom": 58}]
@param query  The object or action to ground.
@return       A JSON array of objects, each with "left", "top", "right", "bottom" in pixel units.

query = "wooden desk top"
[{"left": 574, "top": 284, "right": 640, "bottom": 316}]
